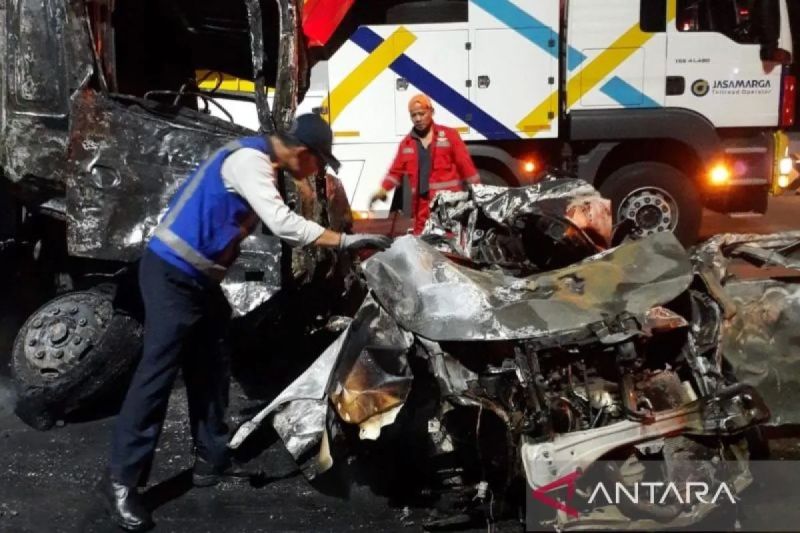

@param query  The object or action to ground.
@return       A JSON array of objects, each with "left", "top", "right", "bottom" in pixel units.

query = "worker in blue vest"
[{"left": 97, "top": 113, "right": 390, "bottom": 532}]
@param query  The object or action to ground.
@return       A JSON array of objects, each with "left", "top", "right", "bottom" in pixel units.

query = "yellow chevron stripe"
[
  {"left": 322, "top": 27, "right": 417, "bottom": 125},
  {"left": 517, "top": 8, "right": 677, "bottom": 136},
  {"left": 566, "top": 26, "right": 653, "bottom": 108},
  {"left": 517, "top": 92, "right": 559, "bottom": 133},
  {"left": 195, "top": 70, "right": 263, "bottom": 94}
]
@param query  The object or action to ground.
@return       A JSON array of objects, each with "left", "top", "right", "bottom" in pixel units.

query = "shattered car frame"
[{"left": 233, "top": 181, "right": 772, "bottom": 530}]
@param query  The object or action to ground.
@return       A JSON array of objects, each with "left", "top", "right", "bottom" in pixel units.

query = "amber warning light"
[{"left": 708, "top": 164, "right": 731, "bottom": 186}]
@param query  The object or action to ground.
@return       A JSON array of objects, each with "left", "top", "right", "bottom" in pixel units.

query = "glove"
[
  {"left": 369, "top": 187, "right": 389, "bottom": 206},
  {"left": 339, "top": 233, "right": 392, "bottom": 251}
]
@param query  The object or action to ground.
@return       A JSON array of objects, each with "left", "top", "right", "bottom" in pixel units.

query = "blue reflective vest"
[{"left": 149, "top": 136, "right": 271, "bottom": 281}]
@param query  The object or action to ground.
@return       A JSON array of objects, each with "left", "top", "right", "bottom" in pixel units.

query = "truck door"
[
  {"left": 393, "top": 27, "right": 471, "bottom": 137},
  {"left": 666, "top": 0, "right": 783, "bottom": 127},
  {"left": 3, "top": 0, "right": 92, "bottom": 186},
  {"left": 469, "top": 0, "right": 560, "bottom": 139},
  {"left": 7, "top": 0, "right": 69, "bottom": 118},
  {"left": 566, "top": 0, "right": 667, "bottom": 114}
]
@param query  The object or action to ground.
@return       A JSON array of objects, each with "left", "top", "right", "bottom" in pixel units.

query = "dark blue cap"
[{"left": 284, "top": 113, "right": 341, "bottom": 172}]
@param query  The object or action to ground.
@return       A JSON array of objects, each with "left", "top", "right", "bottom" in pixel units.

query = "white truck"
[{"left": 205, "top": 0, "right": 796, "bottom": 244}]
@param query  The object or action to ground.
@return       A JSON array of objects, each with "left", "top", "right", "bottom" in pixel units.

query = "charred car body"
[{"left": 231, "top": 180, "right": 775, "bottom": 530}]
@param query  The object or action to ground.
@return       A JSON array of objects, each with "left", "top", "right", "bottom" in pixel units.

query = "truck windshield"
[
  {"left": 103, "top": 1, "right": 305, "bottom": 132},
  {"left": 676, "top": 0, "right": 769, "bottom": 44},
  {"left": 109, "top": 2, "right": 255, "bottom": 100}
]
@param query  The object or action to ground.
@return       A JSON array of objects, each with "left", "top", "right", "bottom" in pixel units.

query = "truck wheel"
[
  {"left": 599, "top": 162, "right": 701, "bottom": 246},
  {"left": 11, "top": 285, "right": 143, "bottom": 429}
]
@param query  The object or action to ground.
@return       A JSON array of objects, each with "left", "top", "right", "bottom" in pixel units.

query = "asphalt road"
[
  {"left": 700, "top": 193, "right": 800, "bottom": 240},
  {"left": 1, "top": 196, "right": 800, "bottom": 533},
  {"left": 0, "top": 377, "right": 428, "bottom": 533}
]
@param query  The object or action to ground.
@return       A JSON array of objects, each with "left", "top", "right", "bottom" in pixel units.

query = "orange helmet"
[{"left": 408, "top": 93, "right": 433, "bottom": 111}]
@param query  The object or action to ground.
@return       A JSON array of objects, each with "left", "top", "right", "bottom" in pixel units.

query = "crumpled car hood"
[{"left": 362, "top": 232, "right": 693, "bottom": 343}]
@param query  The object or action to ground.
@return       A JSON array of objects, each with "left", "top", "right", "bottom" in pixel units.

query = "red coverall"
[{"left": 381, "top": 123, "right": 480, "bottom": 234}]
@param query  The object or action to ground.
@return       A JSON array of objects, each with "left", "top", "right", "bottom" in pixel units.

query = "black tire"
[
  {"left": 477, "top": 169, "right": 507, "bottom": 187},
  {"left": 599, "top": 162, "right": 701, "bottom": 246},
  {"left": 11, "top": 285, "right": 143, "bottom": 429},
  {"left": 386, "top": 0, "right": 467, "bottom": 24}
]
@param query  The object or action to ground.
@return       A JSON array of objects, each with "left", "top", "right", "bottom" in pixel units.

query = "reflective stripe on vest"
[
  {"left": 153, "top": 226, "right": 227, "bottom": 279},
  {"left": 429, "top": 179, "right": 463, "bottom": 190}
]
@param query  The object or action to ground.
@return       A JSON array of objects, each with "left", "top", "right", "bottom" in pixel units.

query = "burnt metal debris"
[
  {"left": 692, "top": 231, "right": 800, "bottom": 425},
  {"left": 233, "top": 180, "right": 792, "bottom": 530},
  {"left": 66, "top": 91, "right": 254, "bottom": 263},
  {"left": 424, "top": 178, "right": 612, "bottom": 271},
  {"left": 2, "top": 0, "right": 308, "bottom": 261},
  {"left": 691, "top": 230, "right": 800, "bottom": 280},
  {"left": 232, "top": 294, "right": 413, "bottom": 475}
]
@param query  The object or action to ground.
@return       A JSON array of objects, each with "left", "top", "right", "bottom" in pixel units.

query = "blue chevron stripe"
[
  {"left": 350, "top": 27, "right": 520, "bottom": 140},
  {"left": 469, "top": 0, "right": 661, "bottom": 108}
]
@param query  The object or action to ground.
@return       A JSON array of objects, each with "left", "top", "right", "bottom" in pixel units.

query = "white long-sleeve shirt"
[{"left": 220, "top": 148, "right": 326, "bottom": 247}]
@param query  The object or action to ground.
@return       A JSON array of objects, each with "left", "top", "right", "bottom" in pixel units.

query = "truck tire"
[
  {"left": 11, "top": 285, "right": 143, "bottom": 430},
  {"left": 599, "top": 162, "right": 701, "bottom": 246}
]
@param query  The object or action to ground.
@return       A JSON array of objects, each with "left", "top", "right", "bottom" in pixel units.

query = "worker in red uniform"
[{"left": 369, "top": 94, "right": 480, "bottom": 234}]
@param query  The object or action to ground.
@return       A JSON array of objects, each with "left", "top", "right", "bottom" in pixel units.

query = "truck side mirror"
[
  {"left": 762, "top": 47, "right": 792, "bottom": 65},
  {"left": 756, "top": 0, "right": 783, "bottom": 62}
]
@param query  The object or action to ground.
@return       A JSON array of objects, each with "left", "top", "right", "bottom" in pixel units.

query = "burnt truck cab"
[
  {"left": 1, "top": 0, "right": 309, "bottom": 256},
  {"left": 0, "top": 0, "right": 351, "bottom": 428}
]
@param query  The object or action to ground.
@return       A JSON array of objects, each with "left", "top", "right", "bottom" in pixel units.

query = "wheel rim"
[
  {"left": 617, "top": 186, "right": 679, "bottom": 237},
  {"left": 20, "top": 292, "right": 112, "bottom": 380}
]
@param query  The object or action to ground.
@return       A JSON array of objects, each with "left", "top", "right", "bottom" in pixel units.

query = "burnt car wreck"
[
  {"left": 2, "top": 0, "right": 800, "bottom": 531},
  {"left": 231, "top": 181, "right": 786, "bottom": 530}
]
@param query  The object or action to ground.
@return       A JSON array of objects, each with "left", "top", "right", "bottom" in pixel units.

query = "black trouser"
[{"left": 110, "top": 249, "right": 231, "bottom": 487}]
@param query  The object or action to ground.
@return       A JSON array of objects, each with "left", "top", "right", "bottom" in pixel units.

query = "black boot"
[
  {"left": 96, "top": 471, "right": 154, "bottom": 532},
  {"left": 192, "top": 456, "right": 260, "bottom": 487}
]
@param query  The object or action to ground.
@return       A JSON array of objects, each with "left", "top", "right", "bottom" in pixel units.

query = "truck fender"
[
  {"left": 467, "top": 145, "right": 522, "bottom": 183},
  {"left": 570, "top": 108, "right": 722, "bottom": 163}
]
